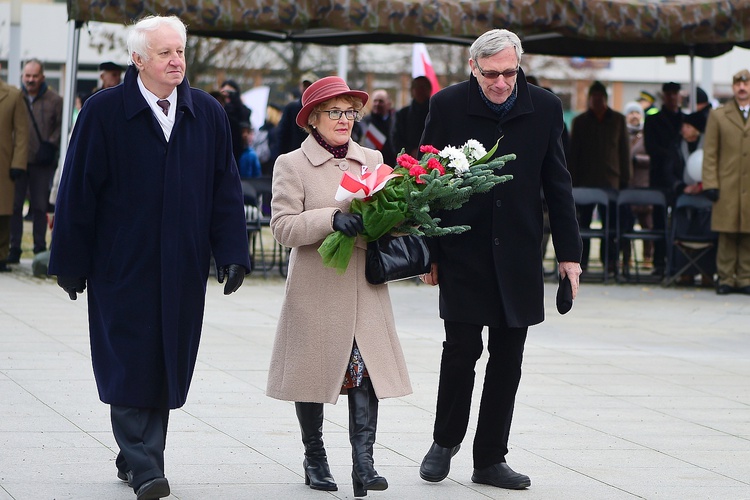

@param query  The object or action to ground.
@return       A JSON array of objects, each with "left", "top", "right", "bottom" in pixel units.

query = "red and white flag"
[
  {"left": 412, "top": 43, "right": 440, "bottom": 96},
  {"left": 363, "top": 123, "right": 387, "bottom": 151}
]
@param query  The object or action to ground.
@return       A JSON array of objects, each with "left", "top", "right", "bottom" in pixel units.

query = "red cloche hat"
[{"left": 295, "top": 76, "right": 369, "bottom": 128}]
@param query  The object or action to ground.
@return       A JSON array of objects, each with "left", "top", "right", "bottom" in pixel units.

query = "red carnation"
[
  {"left": 427, "top": 158, "right": 445, "bottom": 174},
  {"left": 397, "top": 154, "right": 419, "bottom": 168},
  {"left": 420, "top": 145, "right": 440, "bottom": 155},
  {"left": 409, "top": 165, "right": 428, "bottom": 183}
]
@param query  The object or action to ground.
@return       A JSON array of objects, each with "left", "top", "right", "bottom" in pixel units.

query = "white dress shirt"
[{"left": 137, "top": 76, "right": 177, "bottom": 141}]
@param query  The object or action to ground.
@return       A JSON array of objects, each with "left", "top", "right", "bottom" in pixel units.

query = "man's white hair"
[
  {"left": 470, "top": 29, "right": 524, "bottom": 65},
  {"left": 127, "top": 15, "right": 187, "bottom": 66}
]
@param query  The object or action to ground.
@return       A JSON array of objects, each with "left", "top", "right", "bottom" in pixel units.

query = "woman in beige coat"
[{"left": 267, "top": 76, "right": 412, "bottom": 497}]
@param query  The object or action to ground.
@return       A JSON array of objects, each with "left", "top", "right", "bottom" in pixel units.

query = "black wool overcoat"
[
  {"left": 422, "top": 71, "right": 582, "bottom": 328},
  {"left": 49, "top": 67, "right": 250, "bottom": 408}
]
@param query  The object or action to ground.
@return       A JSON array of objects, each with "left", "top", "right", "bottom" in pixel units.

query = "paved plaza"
[{"left": 1, "top": 261, "right": 749, "bottom": 500}]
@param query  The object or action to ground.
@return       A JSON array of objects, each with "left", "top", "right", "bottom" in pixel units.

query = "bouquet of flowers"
[{"left": 318, "top": 139, "right": 515, "bottom": 273}]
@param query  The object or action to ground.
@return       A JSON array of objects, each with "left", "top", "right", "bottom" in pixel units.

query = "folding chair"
[
  {"left": 572, "top": 187, "right": 615, "bottom": 283},
  {"left": 616, "top": 188, "right": 670, "bottom": 283},
  {"left": 664, "top": 194, "right": 717, "bottom": 287},
  {"left": 242, "top": 176, "right": 289, "bottom": 277},
  {"left": 241, "top": 179, "right": 268, "bottom": 278}
]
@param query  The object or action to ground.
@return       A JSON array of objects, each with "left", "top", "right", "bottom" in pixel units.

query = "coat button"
[
  {"left": 496, "top": 200, "right": 502, "bottom": 207},
  {"left": 494, "top": 238, "right": 500, "bottom": 245}
]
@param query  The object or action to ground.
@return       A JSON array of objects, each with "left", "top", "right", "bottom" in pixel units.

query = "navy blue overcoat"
[
  {"left": 423, "top": 70, "right": 582, "bottom": 328},
  {"left": 49, "top": 67, "right": 250, "bottom": 409}
]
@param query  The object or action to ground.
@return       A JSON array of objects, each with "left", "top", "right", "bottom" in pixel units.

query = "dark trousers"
[
  {"left": 0, "top": 215, "right": 10, "bottom": 262},
  {"left": 111, "top": 405, "right": 170, "bottom": 491},
  {"left": 11, "top": 164, "right": 55, "bottom": 253},
  {"left": 433, "top": 320, "right": 528, "bottom": 469}
]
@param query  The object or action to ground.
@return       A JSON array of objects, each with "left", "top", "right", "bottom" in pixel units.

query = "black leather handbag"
[{"left": 365, "top": 234, "right": 431, "bottom": 285}]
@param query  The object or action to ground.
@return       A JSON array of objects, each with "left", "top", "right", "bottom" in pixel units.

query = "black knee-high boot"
[
  {"left": 295, "top": 402, "right": 337, "bottom": 491},
  {"left": 348, "top": 378, "right": 388, "bottom": 497}
]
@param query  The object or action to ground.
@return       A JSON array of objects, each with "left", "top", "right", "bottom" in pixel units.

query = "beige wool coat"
[
  {"left": 703, "top": 102, "right": 750, "bottom": 233},
  {"left": 0, "top": 80, "right": 28, "bottom": 215},
  {"left": 266, "top": 135, "right": 412, "bottom": 404}
]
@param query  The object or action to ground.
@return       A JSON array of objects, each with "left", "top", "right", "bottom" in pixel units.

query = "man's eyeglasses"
[
  {"left": 474, "top": 61, "right": 519, "bottom": 80},
  {"left": 321, "top": 109, "right": 361, "bottom": 121}
]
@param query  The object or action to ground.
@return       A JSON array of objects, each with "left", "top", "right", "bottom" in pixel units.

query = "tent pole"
[
  {"left": 701, "top": 58, "right": 714, "bottom": 107},
  {"left": 8, "top": 0, "right": 22, "bottom": 84},
  {"left": 59, "top": 20, "right": 82, "bottom": 174},
  {"left": 689, "top": 46, "right": 696, "bottom": 113},
  {"left": 337, "top": 45, "right": 348, "bottom": 81}
]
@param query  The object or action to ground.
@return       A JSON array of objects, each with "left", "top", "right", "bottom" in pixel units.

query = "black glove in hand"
[
  {"left": 333, "top": 212, "right": 364, "bottom": 237},
  {"left": 217, "top": 264, "right": 245, "bottom": 295},
  {"left": 57, "top": 275, "right": 86, "bottom": 300},
  {"left": 703, "top": 189, "right": 719, "bottom": 202},
  {"left": 10, "top": 168, "right": 24, "bottom": 181}
]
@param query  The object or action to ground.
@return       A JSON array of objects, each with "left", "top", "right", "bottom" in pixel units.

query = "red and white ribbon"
[{"left": 334, "top": 163, "right": 400, "bottom": 201}]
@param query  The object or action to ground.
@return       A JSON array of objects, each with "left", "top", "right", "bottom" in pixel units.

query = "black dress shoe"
[
  {"left": 117, "top": 469, "right": 133, "bottom": 486},
  {"left": 419, "top": 442, "right": 460, "bottom": 482},
  {"left": 7, "top": 247, "right": 21, "bottom": 264},
  {"left": 737, "top": 285, "right": 750, "bottom": 295},
  {"left": 716, "top": 284, "right": 734, "bottom": 295},
  {"left": 472, "top": 462, "right": 531, "bottom": 490},
  {"left": 135, "top": 477, "right": 170, "bottom": 500}
]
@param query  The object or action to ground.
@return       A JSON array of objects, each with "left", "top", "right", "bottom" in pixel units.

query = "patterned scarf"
[
  {"left": 479, "top": 83, "right": 518, "bottom": 120},
  {"left": 311, "top": 128, "right": 349, "bottom": 159}
]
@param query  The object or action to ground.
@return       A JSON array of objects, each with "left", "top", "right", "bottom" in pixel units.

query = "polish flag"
[
  {"left": 412, "top": 43, "right": 441, "bottom": 96},
  {"left": 363, "top": 123, "right": 387, "bottom": 151}
]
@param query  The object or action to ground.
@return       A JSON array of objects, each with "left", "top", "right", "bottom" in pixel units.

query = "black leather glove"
[
  {"left": 703, "top": 189, "right": 719, "bottom": 202},
  {"left": 333, "top": 212, "right": 364, "bottom": 237},
  {"left": 10, "top": 168, "right": 24, "bottom": 181},
  {"left": 57, "top": 275, "right": 86, "bottom": 300},
  {"left": 217, "top": 264, "right": 245, "bottom": 295}
]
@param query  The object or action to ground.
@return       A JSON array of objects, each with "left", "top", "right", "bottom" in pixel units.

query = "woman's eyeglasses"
[
  {"left": 474, "top": 61, "right": 519, "bottom": 80},
  {"left": 321, "top": 109, "right": 361, "bottom": 121}
]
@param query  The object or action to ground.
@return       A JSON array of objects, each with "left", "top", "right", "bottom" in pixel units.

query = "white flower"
[
  {"left": 463, "top": 140, "right": 486, "bottom": 163},
  {"left": 439, "top": 146, "right": 470, "bottom": 174}
]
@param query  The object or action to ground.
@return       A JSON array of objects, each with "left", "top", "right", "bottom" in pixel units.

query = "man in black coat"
[
  {"left": 220, "top": 79, "right": 252, "bottom": 166},
  {"left": 270, "top": 73, "right": 317, "bottom": 167},
  {"left": 48, "top": 16, "right": 250, "bottom": 500},
  {"left": 644, "top": 81, "right": 685, "bottom": 275},
  {"left": 392, "top": 76, "right": 432, "bottom": 157},
  {"left": 418, "top": 29, "right": 582, "bottom": 490},
  {"left": 359, "top": 89, "right": 397, "bottom": 166}
]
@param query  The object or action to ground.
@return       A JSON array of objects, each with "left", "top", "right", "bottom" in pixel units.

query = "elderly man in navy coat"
[
  {"left": 48, "top": 15, "right": 250, "bottom": 500},
  {"left": 418, "top": 29, "right": 582, "bottom": 490}
]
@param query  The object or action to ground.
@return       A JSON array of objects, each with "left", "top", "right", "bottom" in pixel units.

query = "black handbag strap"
[{"left": 23, "top": 97, "right": 45, "bottom": 144}]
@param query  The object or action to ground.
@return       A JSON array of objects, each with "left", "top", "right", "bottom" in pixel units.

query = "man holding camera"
[{"left": 9, "top": 58, "right": 62, "bottom": 263}]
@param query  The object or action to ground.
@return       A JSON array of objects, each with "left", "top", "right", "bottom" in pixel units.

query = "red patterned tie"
[{"left": 156, "top": 99, "right": 170, "bottom": 116}]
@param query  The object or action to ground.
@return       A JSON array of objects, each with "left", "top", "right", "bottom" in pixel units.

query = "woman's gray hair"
[
  {"left": 470, "top": 29, "right": 524, "bottom": 64},
  {"left": 127, "top": 15, "right": 187, "bottom": 66}
]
